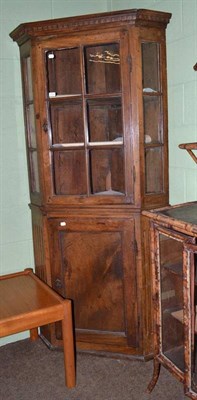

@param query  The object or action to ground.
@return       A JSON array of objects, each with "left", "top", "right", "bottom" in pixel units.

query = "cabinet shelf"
[
  {"left": 144, "top": 142, "right": 164, "bottom": 148},
  {"left": 48, "top": 93, "right": 81, "bottom": 100},
  {"left": 143, "top": 90, "right": 162, "bottom": 96},
  {"left": 94, "top": 189, "right": 124, "bottom": 196},
  {"left": 163, "top": 262, "right": 183, "bottom": 277},
  {"left": 25, "top": 99, "right": 34, "bottom": 106},
  {"left": 163, "top": 262, "right": 197, "bottom": 285},
  {"left": 50, "top": 140, "right": 124, "bottom": 151},
  {"left": 171, "top": 308, "right": 197, "bottom": 333},
  {"left": 50, "top": 143, "right": 85, "bottom": 150},
  {"left": 88, "top": 140, "right": 123, "bottom": 147},
  {"left": 48, "top": 93, "right": 122, "bottom": 102}
]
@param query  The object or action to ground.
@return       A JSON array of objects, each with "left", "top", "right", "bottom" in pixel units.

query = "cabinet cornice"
[{"left": 10, "top": 9, "right": 171, "bottom": 45}]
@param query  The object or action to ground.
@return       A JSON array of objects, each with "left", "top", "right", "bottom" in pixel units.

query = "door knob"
[
  {"left": 60, "top": 221, "right": 66, "bottom": 227},
  {"left": 54, "top": 278, "right": 62, "bottom": 289}
]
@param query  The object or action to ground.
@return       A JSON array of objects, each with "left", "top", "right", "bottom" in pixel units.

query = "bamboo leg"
[
  {"left": 146, "top": 359, "right": 161, "bottom": 393},
  {"left": 62, "top": 300, "right": 76, "bottom": 388}
]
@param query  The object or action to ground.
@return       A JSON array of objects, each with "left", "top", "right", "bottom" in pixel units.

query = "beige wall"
[{"left": 0, "top": 0, "right": 196, "bottom": 345}]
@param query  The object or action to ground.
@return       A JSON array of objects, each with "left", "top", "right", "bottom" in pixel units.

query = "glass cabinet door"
[
  {"left": 45, "top": 40, "right": 128, "bottom": 201},
  {"left": 184, "top": 244, "right": 197, "bottom": 398},
  {"left": 153, "top": 226, "right": 197, "bottom": 377},
  {"left": 158, "top": 229, "right": 185, "bottom": 372},
  {"left": 141, "top": 42, "right": 164, "bottom": 195},
  {"left": 22, "top": 56, "right": 40, "bottom": 196}
]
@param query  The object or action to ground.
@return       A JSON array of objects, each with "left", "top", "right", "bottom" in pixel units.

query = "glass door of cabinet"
[
  {"left": 155, "top": 227, "right": 195, "bottom": 376},
  {"left": 141, "top": 41, "right": 165, "bottom": 195},
  {"left": 45, "top": 35, "right": 132, "bottom": 204},
  {"left": 21, "top": 55, "right": 40, "bottom": 199},
  {"left": 184, "top": 243, "right": 197, "bottom": 399}
]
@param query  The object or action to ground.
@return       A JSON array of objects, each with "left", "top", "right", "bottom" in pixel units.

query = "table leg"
[
  {"left": 30, "top": 327, "right": 39, "bottom": 341},
  {"left": 62, "top": 300, "right": 76, "bottom": 388}
]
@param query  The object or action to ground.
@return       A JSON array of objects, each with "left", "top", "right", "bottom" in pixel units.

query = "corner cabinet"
[{"left": 10, "top": 9, "right": 171, "bottom": 357}]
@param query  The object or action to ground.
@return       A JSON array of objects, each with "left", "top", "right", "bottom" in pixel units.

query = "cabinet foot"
[{"left": 146, "top": 359, "right": 160, "bottom": 393}]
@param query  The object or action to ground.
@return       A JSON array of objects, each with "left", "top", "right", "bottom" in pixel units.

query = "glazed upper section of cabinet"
[{"left": 10, "top": 9, "right": 171, "bottom": 209}]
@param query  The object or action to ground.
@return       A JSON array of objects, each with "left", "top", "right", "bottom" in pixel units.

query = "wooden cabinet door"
[{"left": 48, "top": 216, "right": 138, "bottom": 348}]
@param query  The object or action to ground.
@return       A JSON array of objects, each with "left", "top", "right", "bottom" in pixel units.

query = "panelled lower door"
[{"left": 48, "top": 216, "right": 138, "bottom": 348}]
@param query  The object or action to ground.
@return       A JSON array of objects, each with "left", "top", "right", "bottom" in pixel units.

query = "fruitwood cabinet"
[{"left": 10, "top": 9, "right": 171, "bottom": 356}]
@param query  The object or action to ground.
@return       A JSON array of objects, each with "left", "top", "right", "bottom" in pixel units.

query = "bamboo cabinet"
[
  {"left": 143, "top": 202, "right": 197, "bottom": 398},
  {"left": 10, "top": 9, "right": 171, "bottom": 357}
]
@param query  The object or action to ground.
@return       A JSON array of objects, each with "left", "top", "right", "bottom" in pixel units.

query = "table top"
[
  {"left": 0, "top": 269, "right": 76, "bottom": 389},
  {"left": 0, "top": 270, "right": 62, "bottom": 321},
  {"left": 142, "top": 201, "right": 197, "bottom": 236}
]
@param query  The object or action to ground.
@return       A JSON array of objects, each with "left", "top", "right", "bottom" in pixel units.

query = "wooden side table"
[{"left": 0, "top": 268, "right": 76, "bottom": 388}]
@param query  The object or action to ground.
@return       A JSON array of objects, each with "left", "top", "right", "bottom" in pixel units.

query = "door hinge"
[
  {"left": 134, "top": 238, "right": 138, "bottom": 256},
  {"left": 133, "top": 165, "right": 136, "bottom": 183},
  {"left": 42, "top": 120, "right": 48, "bottom": 133},
  {"left": 128, "top": 55, "right": 132, "bottom": 72},
  {"left": 138, "top": 315, "right": 141, "bottom": 330},
  {"left": 54, "top": 278, "right": 62, "bottom": 289}
]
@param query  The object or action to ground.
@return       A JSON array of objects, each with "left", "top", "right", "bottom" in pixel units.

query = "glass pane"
[
  {"left": 50, "top": 101, "right": 84, "bottom": 144},
  {"left": 26, "top": 104, "right": 37, "bottom": 148},
  {"left": 53, "top": 150, "right": 87, "bottom": 195},
  {"left": 29, "top": 150, "right": 40, "bottom": 193},
  {"left": 145, "top": 147, "right": 163, "bottom": 193},
  {"left": 160, "top": 233, "right": 184, "bottom": 371},
  {"left": 142, "top": 42, "right": 160, "bottom": 93},
  {"left": 191, "top": 253, "right": 197, "bottom": 393},
  {"left": 143, "top": 96, "right": 162, "bottom": 144},
  {"left": 85, "top": 43, "right": 121, "bottom": 94},
  {"left": 87, "top": 99, "right": 123, "bottom": 143},
  {"left": 47, "top": 48, "right": 82, "bottom": 96},
  {"left": 89, "top": 148, "right": 124, "bottom": 195},
  {"left": 25, "top": 56, "right": 33, "bottom": 102},
  {"left": 160, "top": 204, "right": 197, "bottom": 224}
]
